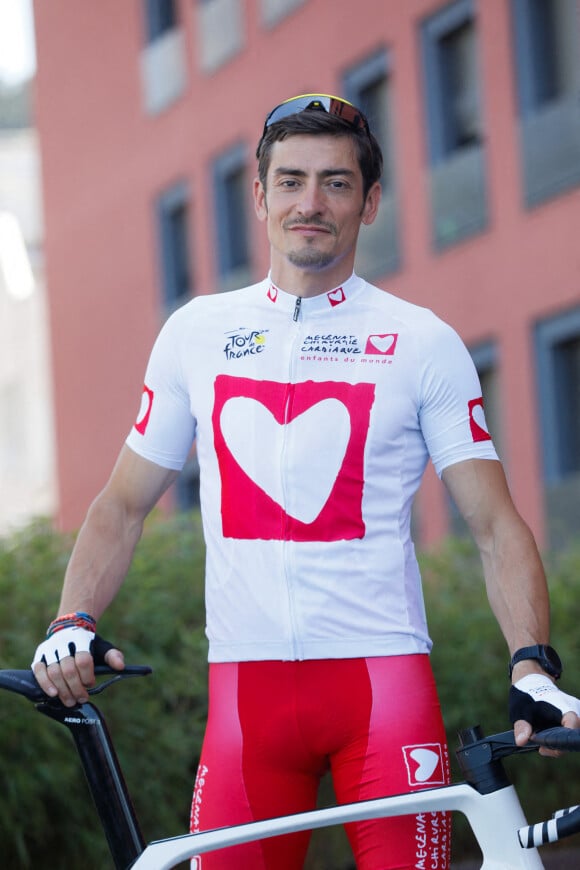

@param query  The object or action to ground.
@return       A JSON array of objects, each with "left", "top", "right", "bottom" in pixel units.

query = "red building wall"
[{"left": 32, "top": 0, "right": 580, "bottom": 546}]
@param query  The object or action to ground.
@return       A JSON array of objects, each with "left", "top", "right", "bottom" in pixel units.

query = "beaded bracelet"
[{"left": 46, "top": 611, "right": 96, "bottom": 638}]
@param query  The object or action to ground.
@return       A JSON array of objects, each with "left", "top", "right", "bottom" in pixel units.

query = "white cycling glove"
[
  {"left": 31, "top": 625, "right": 95, "bottom": 668},
  {"left": 509, "top": 673, "right": 580, "bottom": 729}
]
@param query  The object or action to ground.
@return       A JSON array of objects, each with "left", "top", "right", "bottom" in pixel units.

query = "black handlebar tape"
[{"left": 530, "top": 727, "right": 580, "bottom": 751}]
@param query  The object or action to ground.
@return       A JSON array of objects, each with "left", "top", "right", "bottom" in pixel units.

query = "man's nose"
[{"left": 296, "top": 182, "right": 324, "bottom": 217}]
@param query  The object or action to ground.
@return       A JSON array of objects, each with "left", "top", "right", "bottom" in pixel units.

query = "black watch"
[{"left": 509, "top": 644, "right": 562, "bottom": 680}]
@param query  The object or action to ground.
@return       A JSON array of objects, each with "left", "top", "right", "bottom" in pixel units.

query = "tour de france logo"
[{"left": 223, "top": 328, "right": 268, "bottom": 360}]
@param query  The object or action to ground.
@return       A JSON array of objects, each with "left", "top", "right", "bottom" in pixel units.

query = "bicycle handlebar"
[
  {"left": 1, "top": 666, "right": 579, "bottom": 751},
  {"left": 0, "top": 665, "right": 152, "bottom": 704},
  {"left": 457, "top": 724, "right": 580, "bottom": 759},
  {"left": 505, "top": 728, "right": 580, "bottom": 849},
  {"left": 519, "top": 804, "right": 580, "bottom": 849},
  {"left": 528, "top": 726, "right": 580, "bottom": 752}
]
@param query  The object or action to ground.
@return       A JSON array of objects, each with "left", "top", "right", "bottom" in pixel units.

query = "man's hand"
[
  {"left": 511, "top": 674, "right": 580, "bottom": 756},
  {"left": 32, "top": 628, "right": 124, "bottom": 707}
]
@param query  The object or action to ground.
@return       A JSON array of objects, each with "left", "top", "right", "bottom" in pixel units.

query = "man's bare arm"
[
  {"left": 33, "top": 445, "right": 179, "bottom": 704},
  {"left": 442, "top": 458, "right": 580, "bottom": 745},
  {"left": 442, "top": 458, "right": 549, "bottom": 663}
]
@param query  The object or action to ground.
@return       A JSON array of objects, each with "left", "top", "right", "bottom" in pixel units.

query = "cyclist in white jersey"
[{"left": 32, "top": 95, "right": 580, "bottom": 869}]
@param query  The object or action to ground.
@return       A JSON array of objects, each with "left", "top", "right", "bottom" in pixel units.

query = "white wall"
[{"left": 0, "top": 124, "right": 56, "bottom": 534}]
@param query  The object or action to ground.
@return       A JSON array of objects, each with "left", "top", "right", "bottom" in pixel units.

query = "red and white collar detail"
[
  {"left": 327, "top": 286, "right": 346, "bottom": 307},
  {"left": 266, "top": 280, "right": 352, "bottom": 309}
]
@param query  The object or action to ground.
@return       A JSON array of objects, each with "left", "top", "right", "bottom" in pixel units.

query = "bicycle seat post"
[{"left": 38, "top": 698, "right": 145, "bottom": 870}]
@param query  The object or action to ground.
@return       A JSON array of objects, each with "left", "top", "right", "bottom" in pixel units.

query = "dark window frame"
[
  {"left": 212, "top": 143, "right": 251, "bottom": 286},
  {"left": 144, "top": 0, "right": 178, "bottom": 43},
  {"left": 535, "top": 307, "right": 580, "bottom": 483},
  {"left": 421, "top": 0, "right": 481, "bottom": 165},
  {"left": 343, "top": 49, "right": 392, "bottom": 186},
  {"left": 511, "top": 0, "right": 575, "bottom": 115},
  {"left": 343, "top": 48, "right": 400, "bottom": 278},
  {"left": 510, "top": 0, "right": 580, "bottom": 207},
  {"left": 155, "top": 181, "right": 193, "bottom": 311}
]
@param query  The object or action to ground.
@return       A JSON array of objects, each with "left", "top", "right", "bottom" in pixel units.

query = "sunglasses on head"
[{"left": 262, "top": 94, "right": 371, "bottom": 138}]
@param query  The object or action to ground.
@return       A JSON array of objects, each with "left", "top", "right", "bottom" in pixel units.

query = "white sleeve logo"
[{"left": 134, "top": 385, "right": 154, "bottom": 435}]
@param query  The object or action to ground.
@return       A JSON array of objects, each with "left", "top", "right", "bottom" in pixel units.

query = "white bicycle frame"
[
  {"left": 131, "top": 781, "right": 543, "bottom": 870},
  {"left": 3, "top": 667, "right": 578, "bottom": 870}
]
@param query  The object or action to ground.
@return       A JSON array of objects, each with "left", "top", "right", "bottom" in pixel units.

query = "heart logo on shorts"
[
  {"left": 402, "top": 743, "right": 446, "bottom": 787},
  {"left": 409, "top": 748, "right": 440, "bottom": 782}
]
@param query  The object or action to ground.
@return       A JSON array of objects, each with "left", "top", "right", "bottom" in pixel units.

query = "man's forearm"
[
  {"left": 57, "top": 491, "right": 145, "bottom": 621},
  {"left": 479, "top": 519, "right": 552, "bottom": 680},
  {"left": 442, "top": 459, "right": 552, "bottom": 674}
]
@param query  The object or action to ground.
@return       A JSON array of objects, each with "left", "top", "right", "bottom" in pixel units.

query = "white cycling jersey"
[{"left": 126, "top": 273, "right": 497, "bottom": 662}]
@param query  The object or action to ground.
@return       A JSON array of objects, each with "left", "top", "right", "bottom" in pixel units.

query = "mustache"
[{"left": 283, "top": 217, "right": 337, "bottom": 235}]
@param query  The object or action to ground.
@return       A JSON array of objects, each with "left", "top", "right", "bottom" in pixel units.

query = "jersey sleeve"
[
  {"left": 125, "top": 310, "right": 196, "bottom": 470},
  {"left": 417, "top": 317, "right": 498, "bottom": 477}
]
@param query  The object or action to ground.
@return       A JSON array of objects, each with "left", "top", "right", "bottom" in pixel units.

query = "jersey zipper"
[
  {"left": 281, "top": 296, "right": 303, "bottom": 658},
  {"left": 292, "top": 296, "right": 302, "bottom": 322}
]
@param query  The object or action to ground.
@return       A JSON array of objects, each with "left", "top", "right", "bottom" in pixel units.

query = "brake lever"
[{"left": 87, "top": 666, "right": 153, "bottom": 696}]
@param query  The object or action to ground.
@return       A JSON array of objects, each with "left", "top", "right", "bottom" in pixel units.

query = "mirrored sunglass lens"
[
  {"left": 266, "top": 96, "right": 332, "bottom": 126},
  {"left": 264, "top": 94, "right": 369, "bottom": 137}
]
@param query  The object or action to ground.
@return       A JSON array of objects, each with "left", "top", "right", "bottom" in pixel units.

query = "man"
[{"left": 33, "top": 95, "right": 580, "bottom": 869}]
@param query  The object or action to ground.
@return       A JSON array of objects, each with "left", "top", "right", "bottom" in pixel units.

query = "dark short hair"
[{"left": 256, "top": 110, "right": 383, "bottom": 201}]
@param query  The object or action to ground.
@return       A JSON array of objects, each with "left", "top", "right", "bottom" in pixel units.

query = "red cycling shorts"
[{"left": 190, "top": 655, "right": 450, "bottom": 869}]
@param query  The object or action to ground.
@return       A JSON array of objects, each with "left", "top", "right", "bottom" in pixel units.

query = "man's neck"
[{"left": 269, "top": 259, "right": 354, "bottom": 298}]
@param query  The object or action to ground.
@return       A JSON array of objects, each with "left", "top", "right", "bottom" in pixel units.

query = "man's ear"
[
  {"left": 254, "top": 177, "right": 268, "bottom": 222},
  {"left": 361, "top": 181, "right": 382, "bottom": 226}
]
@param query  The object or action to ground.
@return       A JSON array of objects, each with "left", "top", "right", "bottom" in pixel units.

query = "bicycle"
[{"left": 1, "top": 666, "right": 580, "bottom": 870}]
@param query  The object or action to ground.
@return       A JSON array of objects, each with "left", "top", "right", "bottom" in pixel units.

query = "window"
[
  {"left": 420, "top": 0, "right": 488, "bottom": 250},
  {"left": 140, "top": 0, "right": 186, "bottom": 114},
  {"left": 437, "top": 21, "right": 480, "bottom": 153},
  {"left": 155, "top": 183, "right": 193, "bottom": 311},
  {"left": 536, "top": 308, "right": 580, "bottom": 481},
  {"left": 260, "top": 0, "right": 306, "bottom": 28},
  {"left": 344, "top": 50, "right": 400, "bottom": 278},
  {"left": 144, "top": 0, "right": 177, "bottom": 43},
  {"left": 535, "top": 306, "right": 580, "bottom": 548},
  {"left": 511, "top": 0, "right": 580, "bottom": 206},
  {"left": 552, "top": 337, "right": 580, "bottom": 476},
  {"left": 197, "top": 0, "right": 244, "bottom": 73},
  {"left": 512, "top": 0, "right": 579, "bottom": 112},
  {"left": 422, "top": 0, "right": 482, "bottom": 163},
  {"left": 213, "top": 145, "right": 252, "bottom": 291}
]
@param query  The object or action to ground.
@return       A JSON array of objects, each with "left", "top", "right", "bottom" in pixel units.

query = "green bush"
[
  {"left": 0, "top": 514, "right": 208, "bottom": 869},
  {"left": 0, "top": 519, "right": 579, "bottom": 867}
]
